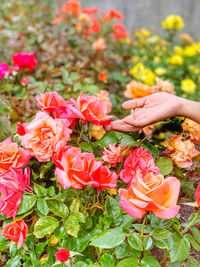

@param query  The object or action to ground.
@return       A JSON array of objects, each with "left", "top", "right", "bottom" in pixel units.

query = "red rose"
[{"left": 55, "top": 248, "right": 70, "bottom": 262}]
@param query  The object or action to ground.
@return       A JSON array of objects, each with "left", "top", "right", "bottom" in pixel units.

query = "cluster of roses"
[
  {"left": 54, "top": 0, "right": 129, "bottom": 40},
  {"left": 0, "top": 52, "right": 37, "bottom": 83}
]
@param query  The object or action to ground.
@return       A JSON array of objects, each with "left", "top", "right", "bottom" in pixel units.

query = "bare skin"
[{"left": 106, "top": 92, "right": 200, "bottom": 133}]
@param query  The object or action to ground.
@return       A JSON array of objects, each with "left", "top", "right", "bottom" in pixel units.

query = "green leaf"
[
  {"left": 101, "top": 253, "right": 115, "bottom": 267},
  {"left": 61, "top": 69, "right": 69, "bottom": 84},
  {"left": 154, "top": 239, "right": 169, "bottom": 249},
  {"left": 128, "top": 233, "right": 143, "bottom": 251},
  {"left": 9, "top": 242, "right": 17, "bottom": 258},
  {"left": 155, "top": 157, "right": 173, "bottom": 176},
  {"left": 169, "top": 233, "right": 190, "bottom": 263},
  {"left": 150, "top": 214, "right": 173, "bottom": 228},
  {"left": 121, "top": 214, "right": 136, "bottom": 230},
  {"left": 46, "top": 199, "right": 69, "bottom": 217},
  {"left": 0, "top": 235, "right": 9, "bottom": 251},
  {"left": 36, "top": 243, "right": 46, "bottom": 258},
  {"left": 151, "top": 228, "right": 171, "bottom": 240},
  {"left": 34, "top": 217, "right": 59, "bottom": 238},
  {"left": 17, "top": 195, "right": 37, "bottom": 215},
  {"left": 78, "top": 142, "right": 94, "bottom": 153},
  {"left": 34, "top": 183, "right": 47, "bottom": 197},
  {"left": 185, "top": 256, "right": 200, "bottom": 267},
  {"left": 120, "top": 135, "right": 137, "bottom": 148},
  {"left": 47, "top": 186, "right": 55, "bottom": 196},
  {"left": 191, "top": 227, "right": 200, "bottom": 243},
  {"left": 76, "top": 212, "right": 85, "bottom": 223},
  {"left": 185, "top": 233, "right": 200, "bottom": 251},
  {"left": 143, "top": 236, "right": 153, "bottom": 250},
  {"left": 91, "top": 227, "right": 126, "bottom": 248},
  {"left": 105, "top": 196, "right": 122, "bottom": 226},
  {"left": 72, "top": 262, "right": 87, "bottom": 267},
  {"left": 5, "top": 255, "right": 21, "bottom": 267},
  {"left": 64, "top": 214, "right": 80, "bottom": 237},
  {"left": 70, "top": 199, "right": 80, "bottom": 213},
  {"left": 94, "top": 131, "right": 123, "bottom": 148},
  {"left": 141, "top": 256, "right": 161, "bottom": 267},
  {"left": 115, "top": 243, "right": 128, "bottom": 259},
  {"left": 37, "top": 198, "right": 49, "bottom": 216},
  {"left": 116, "top": 257, "right": 139, "bottom": 267}
]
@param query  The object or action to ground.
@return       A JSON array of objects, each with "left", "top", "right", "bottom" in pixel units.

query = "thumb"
[{"left": 122, "top": 97, "right": 146, "bottom": 110}]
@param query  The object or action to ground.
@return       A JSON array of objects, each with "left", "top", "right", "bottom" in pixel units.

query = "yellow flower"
[
  {"left": 174, "top": 46, "right": 184, "bottom": 56},
  {"left": 189, "top": 65, "right": 199, "bottom": 75},
  {"left": 181, "top": 79, "right": 196, "bottom": 94},
  {"left": 154, "top": 68, "right": 167, "bottom": 76},
  {"left": 183, "top": 45, "right": 196, "bottom": 57},
  {"left": 134, "top": 28, "right": 151, "bottom": 38},
  {"left": 161, "top": 15, "right": 184, "bottom": 30},
  {"left": 194, "top": 42, "right": 200, "bottom": 53},
  {"left": 168, "top": 55, "right": 183, "bottom": 65},
  {"left": 130, "top": 63, "right": 155, "bottom": 85},
  {"left": 125, "top": 38, "right": 132, "bottom": 45},
  {"left": 89, "top": 125, "right": 106, "bottom": 140},
  {"left": 153, "top": 56, "right": 161, "bottom": 63}
]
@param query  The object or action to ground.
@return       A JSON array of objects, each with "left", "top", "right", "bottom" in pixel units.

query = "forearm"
[{"left": 178, "top": 97, "right": 200, "bottom": 124}]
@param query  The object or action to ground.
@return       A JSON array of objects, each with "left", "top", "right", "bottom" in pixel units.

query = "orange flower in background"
[
  {"left": 153, "top": 77, "right": 175, "bottom": 95},
  {"left": 119, "top": 171, "right": 181, "bottom": 219},
  {"left": 20, "top": 112, "right": 72, "bottom": 162},
  {"left": 61, "top": 0, "right": 80, "bottom": 16},
  {"left": 81, "top": 7, "right": 99, "bottom": 15},
  {"left": 36, "top": 91, "right": 67, "bottom": 112},
  {"left": 166, "top": 135, "right": 200, "bottom": 168},
  {"left": 98, "top": 72, "right": 108, "bottom": 83},
  {"left": 89, "top": 125, "right": 106, "bottom": 140},
  {"left": 2, "top": 220, "right": 28, "bottom": 249},
  {"left": 102, "top": 144, "right": 124, "bottom": 167},
  {"left": 92, "top": 38, "right": 106, "bottom": 50},
  {"left": 109, "top": 8, "right": 123, "bottom": 20},
  {"left": 195, "top": 185, "right": 200, "bottom": 207},
  {"left": 0, "top": 137, "right": 30, "bottom": 175},
  {"left": 124, "top": 80, "right": 154, "bottom": 99},
  {"left": 96, "top": 90, "right": 112, "bottom": 114},
  {"left": 182, "top": 118, "right": 200, "bottom": 143},
  {"left": 89, "top": 16, "right": 101, "bottom": 33},
  {"left": 113, "top": 23, "right": 129, "bottom": 40}
]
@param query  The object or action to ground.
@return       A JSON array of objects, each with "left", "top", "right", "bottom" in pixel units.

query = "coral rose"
[
  {"left": 0, "top": 168, "right": 32, "bottom": 218},
  {"left": 20, "top": 112, "right": 72, "bottom": 162},
  {"left": 62, "top": 0, "right": 80, "bottom": 16},
  {"left": 120, "top": 146, "right": 160, "bottom": 184},
  {"left": 109, "top": 8, "right": 123, "bottom": 20},
  {"left": 0, "top": 137, "right": 31, "bottom": 175},
  {"left": 2, "top": 220, "right": 28, "bottom": 249},
  {"left": 12, "top": 52, "right": 38, "bottom": 71},
  {"left": 98, "top": 72, "right": 108, "bottom": 83},
  {"left": 55, "top": 248, "right": 70, "bottom": 262},
  {"left": 102, "top": 144, "right": 123, "bottom": 167},
  {"left": 166, "top": 135, "right": 200, "bottom": 168},
  {"left": 113, "top": 23, "right": 129, "bottom": 40},
  {"left": 119, "top": 171, "right": 181, "bottom": 219},
  {"left": 182, "top": 118, "right": 200, "bottom": 143},
  {"left": 96, "top": 90, "right": 112, "bottom": 114},
  {"left": 36, "top": 92, "right": 67, "bottom": 112},
  {"left": 68, "top": 94, "right": 114, "bottom": 126},
  {"left": 89, "top": 16, "right": 101, "bottom": 33},
  {"left": 124, "top": 80, "right": 153, "bottom": 99},
  {"left": 92, "top": 38, "right": 106, "bottom": 50},
  {"left": 0, "top": 63, "right": 11, "bottom": 79}
]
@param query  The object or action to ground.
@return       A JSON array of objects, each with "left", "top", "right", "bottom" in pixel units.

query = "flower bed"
[{"left": 1, "top": 1, "right": 200, "bottom": 266}]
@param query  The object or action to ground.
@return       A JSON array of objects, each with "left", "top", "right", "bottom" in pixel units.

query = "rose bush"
[{"left": 1, "top": 1, "right": 200, "bottom": 266}]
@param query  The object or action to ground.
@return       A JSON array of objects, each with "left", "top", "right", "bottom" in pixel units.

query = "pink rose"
[
  {"left": 20, "top": 112, "right": 71, "bottom": 162},
  {"left": 102, "top": 144, "right": 123, "bottom": 167},
  {"left": 96, "top": 90, "right": 112, "bottom": 114},
  {"left": 120, "top": 146, "right": 160, "bottom": 184},
  {"left": 12, "top": 52, "right": 38, "bottom": 71},
  {"left": 119, "top": 171, "right": 180, "bottom": 219},
  {"left": 0, "top": 168, "right": 32, "bottom": 218},
  {"left": 2, "top": 220, "right": 28, "bottom": 249},
  {"left": 113, "top": 23, "right": 129, "bottom": 40},
  {"left": 36, "top": 92, "right": 67, "bottom": 112},
  {"left": 0, "top": 137, "right": 31, "bottom": 175},
  {"left": 0, "top": 63, "right": 11, "bottom": 79}
]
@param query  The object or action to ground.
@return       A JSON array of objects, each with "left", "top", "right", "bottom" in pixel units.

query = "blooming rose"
[
  {"left": 2, "top": 220, "right": 28, "bottom": 249},
  {"left": 89, "top": 16, "right": 101, "bottom": 33},
  {"left": 109, "top": 8, "right": 123, "bottom": 20},
  {"left": 20, "top": 77, "right": 31, "bottom": 86},
  {"left": 0, "top": 168, "right": 32, "bottom": 218},
  {"left": 20, "top": 112, "right": 72, "bottom": 162},
  {"left": 55, "top": 248, "right": 70, "bottom": 262},
  {"left": 166, "top": 135, "right": 200, "bottom": 168},
  {"left": 120, "top": 146, "right": 160, "bottom": 184},
  {"left": 54, "top": 147, "right": 117, "bottom": 190},
  {"left": 81, "top": 7, "right": 99, "bottom": 15},
  {"left": 195, "top": 185, "right": 200, "bottom": 207},
  {"left": 0, "top": 137, "right": 30, "bottom": 175},
  {"left": 102, "top": 144, "right": 123, "bottom": 167},
  {"left": 12, "top": 52, "right": 38, "bottom": 71},
  {"left": 96, "top": 90, "right": 112, "bottom": 114},
  {"left": 119, "top": 171, "right": 180, "bottom": 219},
  {"left": 62, "top": 0, "right": 80, "bottom": 16},
  {"left": 92, "top": 38, "right": 106, "bottom": 50},
  {"left": 0, "top": 63, "right": 11, "bottom": 79},
  {"left": 124, "top": 80, "right": 153, "bottom": 99},
  {"left": 68, "top": 94, "right": 114, "bottom": 125},
  {"left": 113, "top": 23, "right": 129, "bottom": 40},
  {"left": 98, "top": 72, "right": 108, "bottom": 83},
  {"left": 182, "top": 119, "right": 200, "bottom": 143},
  {"left": 36, "top": 92, "right": 67, "bottom": 112}
]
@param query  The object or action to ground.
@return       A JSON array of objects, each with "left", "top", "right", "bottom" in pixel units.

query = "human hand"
[{"left": 106, "top": 93, "right": 183, "bottom": 132}]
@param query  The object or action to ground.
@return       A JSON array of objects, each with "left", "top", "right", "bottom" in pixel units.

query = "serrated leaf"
[
  {"left": 34, "top": 217, "right": 59, "bottom": 238},
  {"left": 47, "top": 199, "right": 68, "bottom": 217},
  {"left": 91, "top": 227, "right": 126, "bottom": 248},
  {"left": 150, "top": 215, "right": 173, "bottom": 228},
  {"left": 185, "top": 233, "right": 200, "bottom": 251},
  {"left": 155, "top": 157, "right": 173, "bottom": 176},
  {"left": 17, "top": 195, "right": 37, "bottom": 215},
  {"left": 94, "top": 131, "right": 123, "bottom": 148},
  {"left": 120, "top": 135, "right": 137, "bottom": 148},
  {"left": 37, "top": 198, "right": 49, "bottom": 216},
  {"left": 105, "top": 196, "right": 122, "bottom": 226},
  {"left": 169, "top": 233, "right": 190, "bottom": 263},
  {"left": 34, "top": 183, "right": 47, "bottom": 196},
  {"left": 151, "top": 228, "right": 171, "bottom": 240},
  {"left": 70, "top": 199, "right": 80, "bottom": 213},
  {"left": 78, "top": 142, "right": 94, "bottom": 153},
  {"left": 143, "top": 236, "right": 153, "bottom": 250},
  {"left": 128, "top": 233, "right": 143, "bottom": 251},
  {"left": 64, "top": 214, "right": 80, "bottom": 237},
  {"left": 5, "top": 255, "right": 21, "bottom": 267}
]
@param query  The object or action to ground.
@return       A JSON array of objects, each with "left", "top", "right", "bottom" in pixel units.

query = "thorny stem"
[{"left": 182, "top": 209, "right": 200, "bottom": 234}]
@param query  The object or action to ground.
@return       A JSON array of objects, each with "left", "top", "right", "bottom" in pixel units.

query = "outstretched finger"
[
  {"left": 106, "top": 120, "right": 141, "bottom": 133},
  {"left": 122, "top": 97, "right": 146, "bottom": 110}
]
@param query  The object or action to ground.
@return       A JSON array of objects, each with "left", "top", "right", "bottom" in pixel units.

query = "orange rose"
[
  {"left": 20, "top": 112, "right": 72, "bottom": 162},
  {"left": 119, "top": 171, "right": 180, "bottom": 219},
  {"left": 182, "top": 118, "right": 200, "bottom": 143},
  {"left": 2, "top": 220, "right": 28, "bottom": 248},
  {"left": 98, "top": 72, "right": 108, "bottom": 83},
  {"left": 124, "top": 80, "right": 153, "bottom": 99},
  {"left": 0, "top": 137, "right": 30, "bottom": 175},
  {"left": 92, "top": 38, "right": 106, "bottom": 50}
]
